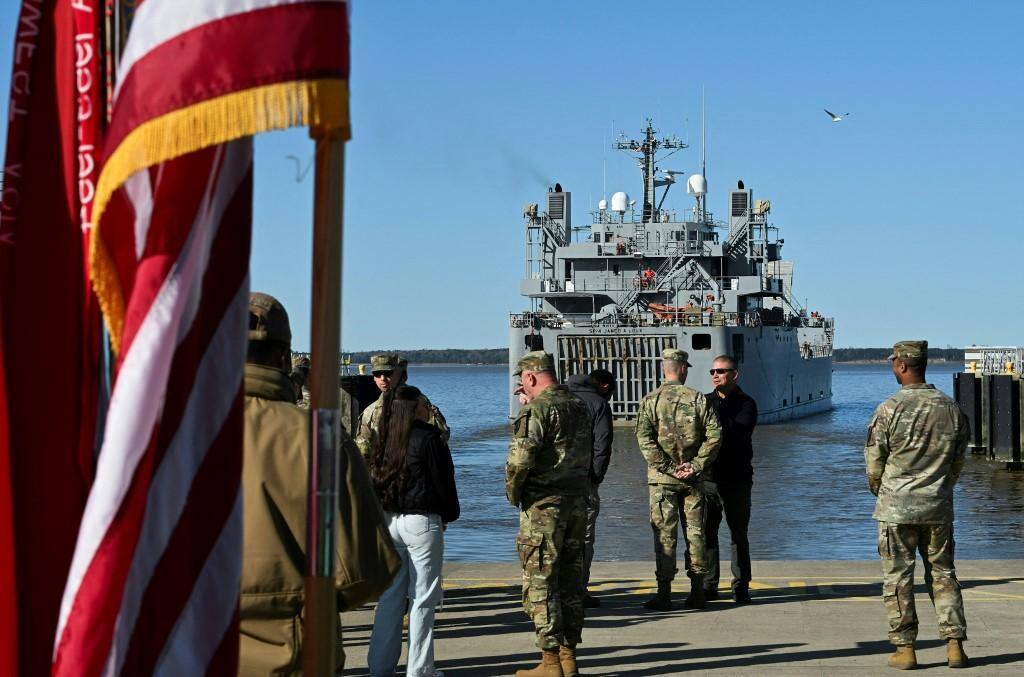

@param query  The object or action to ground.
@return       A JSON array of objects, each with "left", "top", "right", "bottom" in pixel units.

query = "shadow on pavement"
[
  {"left": 439, "top": 643, "right": 689, "bottom": 677},
  {"left": 601, "top": 639, "right": 945, "bottom": 675}
]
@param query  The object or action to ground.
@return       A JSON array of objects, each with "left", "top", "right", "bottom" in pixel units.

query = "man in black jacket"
[
  {"left": 567, "top": 369, "right": 615, "bottom": 608},
  {"left": 704, "top": 354, "right": 758, "bottom": 603}
]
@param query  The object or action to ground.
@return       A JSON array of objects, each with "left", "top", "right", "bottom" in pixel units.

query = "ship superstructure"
[{"left": 509, "top": 120, "right": 834, "bottom": 423}]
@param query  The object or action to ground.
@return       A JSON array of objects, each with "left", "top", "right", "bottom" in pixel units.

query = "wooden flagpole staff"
[{"left": 304, "top": 132, "right": 346, "bottom": 676}]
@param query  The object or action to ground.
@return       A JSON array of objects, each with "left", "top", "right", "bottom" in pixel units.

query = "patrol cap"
[
  {"left": 514, "top": 350, "right": 555, "bottom": 375},
  {"left": 888, "top": 340, "right": 928, "bottom": 361},
  {"left": 371, "top": 354, "right": 399, "bottom": 374},
  {"left": 292, "top": 355, "right": 310, "bottom": 371},
  {"left": 248, "top": 292, "right": 291, "bottom": 345},
  {"left": 661, "top": 347, "right": 692, "bottom": 367}
]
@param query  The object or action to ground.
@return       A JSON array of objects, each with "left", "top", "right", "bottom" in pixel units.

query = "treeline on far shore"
[
  {"left": 343, "top": 349, "right": 508, "bottom": 365},
  {"left": 333, "top": 347, "right": 965, "bottom": 365},
  {"left": 834, "top": 348, "right": 963, "bottom": 362}
]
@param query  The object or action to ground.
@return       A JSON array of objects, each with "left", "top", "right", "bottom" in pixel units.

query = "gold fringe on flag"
[{"left": 90, "top": 78, "right": 350, "bottom": 354}]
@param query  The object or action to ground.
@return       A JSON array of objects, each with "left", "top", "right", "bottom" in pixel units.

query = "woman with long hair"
[{"left": 367, "top": 385, "right": 459, "bottom": 677}]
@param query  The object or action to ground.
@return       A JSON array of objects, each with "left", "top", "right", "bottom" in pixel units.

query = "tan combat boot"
[
  {"left": 643, "top": 580, "right": 673, "bottom": 611},
  {"left": 515, "top": 649, "right": 564, "bottom": 677},
  {"left": 947, "top": 639, "right": 968, "bottom": 668},
  {"left": 559, "top": 645, "right": 579, "bottom": 677},
  {"left": 886, "top": 645, "right": 917, "bottom": 670}
]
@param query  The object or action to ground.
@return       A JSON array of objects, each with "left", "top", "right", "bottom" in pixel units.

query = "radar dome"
[
  {"left": 687, "top": 174, "right": 707, "bottom": 197},
  {"left": 598, "top": 199, "right": 608, "bottom": 211},
  {"left": 611, "top": 191, "right": 629, "bottom": 213}
]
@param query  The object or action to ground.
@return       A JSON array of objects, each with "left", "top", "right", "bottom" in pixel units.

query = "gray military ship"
[{"left": 509, "top": 120, "right": 834, "bottom": 423}]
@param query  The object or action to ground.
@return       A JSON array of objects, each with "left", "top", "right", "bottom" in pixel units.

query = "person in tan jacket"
[{"left": 241, "top": 292, "right": 399, "bottom": 675}]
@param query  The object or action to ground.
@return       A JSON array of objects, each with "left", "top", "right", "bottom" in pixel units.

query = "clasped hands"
[{"left": 673, "top": 461, "right": 697, "bottom": 480}]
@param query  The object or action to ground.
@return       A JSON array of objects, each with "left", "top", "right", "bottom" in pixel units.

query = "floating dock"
[
  {"left": 955, "top": 346, "right": 1024, "bottom": 469},
  {"left": 341, "top": 560, "right": 1024, "bottom": 675}
]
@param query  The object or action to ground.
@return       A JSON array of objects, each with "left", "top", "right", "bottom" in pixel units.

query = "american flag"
[{"left": 52, "top": 1, "right": 350, "bottom": 674}]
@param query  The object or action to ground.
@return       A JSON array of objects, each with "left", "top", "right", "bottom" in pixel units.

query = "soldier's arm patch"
[{"left": 514, "top": 410, "right": 530, "bottom": 438}]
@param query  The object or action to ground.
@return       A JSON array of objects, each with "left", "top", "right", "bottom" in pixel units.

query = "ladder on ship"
[{"left": 616, "top": 255, "right": 720, "bottom": 318}]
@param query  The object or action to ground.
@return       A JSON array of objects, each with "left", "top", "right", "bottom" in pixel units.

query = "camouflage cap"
[
  {"left": 888, "top": 340, "right": 928, "bottom": 361},
  {"left": 292, "top": 355, "right": 310, "bottom": 370},
  {"left": 371, "top": 354, "right": 399, "bottom": 374},
  {"left": 661, "top": 347, "right": 692, "bottom": 367},
  {"left": 514, "top": 350, "right": 555, "bottom": 375},
  {"left": 248, "top": 292, "right": 291, "bottom": 345}
]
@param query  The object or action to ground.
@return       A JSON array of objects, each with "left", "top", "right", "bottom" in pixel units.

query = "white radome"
[
  {"left": 598, "top": 199, "right": 608, "bottom": 211},
  {"left": 687, "top": 174, "right": 707, "bottom": 197},
  {"left": 610, "top": 191, "right": 630, "bottom": 213}
]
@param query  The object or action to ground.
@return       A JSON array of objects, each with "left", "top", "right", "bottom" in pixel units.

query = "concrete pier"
[{"left": 342, "top": 560, "right": 1024, "bottom": 675}]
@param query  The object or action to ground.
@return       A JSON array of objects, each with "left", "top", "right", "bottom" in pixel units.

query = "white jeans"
[{"left": 368, "top": 512, "right": 444, "bottom": 677}]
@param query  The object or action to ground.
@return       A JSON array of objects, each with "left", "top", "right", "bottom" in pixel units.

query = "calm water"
[{"left": 406, "top": 362, "right": 1024, "bottom": 562}]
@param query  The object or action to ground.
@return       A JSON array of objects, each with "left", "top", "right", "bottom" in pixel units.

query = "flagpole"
[{"left": 305, "top": 133, "right": 345, "bottom": 676}]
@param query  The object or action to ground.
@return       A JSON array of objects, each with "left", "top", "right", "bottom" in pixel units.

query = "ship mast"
[{"left": 614, "top": 119, "right": 686, "bottom": 223}]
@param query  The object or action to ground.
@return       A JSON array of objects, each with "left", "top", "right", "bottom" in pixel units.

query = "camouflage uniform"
[
  {"left": 635, "top": 349, "right": 722, "bottom": 583},
  {"left": 506, "top": 352, "right": 592, "bottom": 650},
  {"left": 355, "top": 393, "right": 448, "bottom": 460},
  {"left": 354, "top": 354, "right": 449, "bottom": 460},
  {"left": 865, "top": 341, "right": 971, "bottom": 646},
  {"left": 290, "top": 355, "right": 310, "bottom": 409}
]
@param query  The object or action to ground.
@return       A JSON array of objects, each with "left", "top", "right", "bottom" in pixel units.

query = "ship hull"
[{"left": 509, "top": 322, "right": 833, "bottom": 424}]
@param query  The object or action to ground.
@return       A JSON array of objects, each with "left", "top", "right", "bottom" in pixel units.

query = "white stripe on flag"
[
  {"left": 104, "top": 277, "right": 248, "bottom": 677},
  {"left": 115, "top": 0, "right": 346, "bottom": 99},
  {"left": 154, "top": 491, "right": 242, "bottom": 676},
  {"left": 123, "top": 170, "right": 153, "bottom": 261}
]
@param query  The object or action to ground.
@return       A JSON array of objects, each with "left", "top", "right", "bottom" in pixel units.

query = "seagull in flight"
[
  {"left": 285, "top": 154, "right": 313, "bottom": 182},
  {"left": 824, "top": 109, "right": 850, "bottom": 122}
]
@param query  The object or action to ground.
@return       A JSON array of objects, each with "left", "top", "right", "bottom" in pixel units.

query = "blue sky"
[{"left": 3, "top": 2, "right": 1023, "bottom": 351}]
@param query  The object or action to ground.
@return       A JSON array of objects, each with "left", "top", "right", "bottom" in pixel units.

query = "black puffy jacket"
[
  {"left": 566, "top": 374, "right": 614, "bottom": 484},
  {"left": 393, "top": 420, "right": 460, "bottom": 523}
]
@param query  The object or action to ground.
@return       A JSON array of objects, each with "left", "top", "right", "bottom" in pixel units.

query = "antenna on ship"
[
  {"left": 701, "top": 85, "right": 707, "bottom": 221},
  {"left": 686, "top": 89, "right": 709, "bottom": 221},
  {"left": 603, "top": 128, "right": 608, "bottom": 204}
]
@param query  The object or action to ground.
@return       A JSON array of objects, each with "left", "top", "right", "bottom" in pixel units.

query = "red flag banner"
[
  {"left": 0, "top": 1, "right": 103, "bottom": 673},
  {"left": 0, "top": 317, "right": 13, "bottom": 677},
  {"left": 52, "top": 1, "right": 351, "bottom": 673}
]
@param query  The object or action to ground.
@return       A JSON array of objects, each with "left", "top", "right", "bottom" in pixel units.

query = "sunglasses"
[{"left": 709, "top": 368, "right": 735, "bottom": 375}]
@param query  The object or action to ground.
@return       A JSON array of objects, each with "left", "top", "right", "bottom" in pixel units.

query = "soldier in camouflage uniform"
[
  {"left": 506, "top": 351, "right": 592, "bottom": 677},
  {"left": 290, "top": 355, "right": 310, "bottom": 408},
  {"left": 865, "top": 340, "right": 971, "bottom": 670},
  {"left": 355, "top": 354, "right": 449, "bottom": 461},
  {"left": 636, "top": 347, "right": 722, "bottom": 611}
]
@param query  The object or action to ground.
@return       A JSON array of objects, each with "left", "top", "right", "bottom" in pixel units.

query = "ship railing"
[
  {"left": 512, "top": 310, "right": 835, "bottom": 331},
  {"left": 588, "top": 209, "right": 725, "bottom": 227}
]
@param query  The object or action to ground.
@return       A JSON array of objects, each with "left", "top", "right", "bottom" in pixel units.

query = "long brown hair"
[{"left": 369, "top": 385, "right": 423, "bottom": 511}]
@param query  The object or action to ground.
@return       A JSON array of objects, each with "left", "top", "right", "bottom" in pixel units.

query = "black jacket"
[
  {"left": 705, "top": 387, "right": 758, "bottom": 484},
  {"left": 567, "top": 374, "right": 614, "bottom": 484},
  {"left": 395, "top": 420, "right": 460, "bottom": 523}
]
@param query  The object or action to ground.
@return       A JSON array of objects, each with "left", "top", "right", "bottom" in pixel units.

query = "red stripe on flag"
[
  {"left": 119, "top": 393, "right": 243, "bottom": 674},
  {"left": 106, "top": 2, "right": 349, "bottom": 155},
  {"left": 205, "top": 607, "right": 241, "bottom": 677}
]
